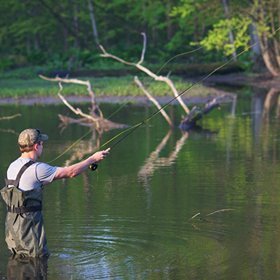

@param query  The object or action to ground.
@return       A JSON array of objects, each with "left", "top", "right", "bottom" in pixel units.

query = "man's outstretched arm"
[{"left": 54, "top": 148, "right": 110, "bottom": 179}]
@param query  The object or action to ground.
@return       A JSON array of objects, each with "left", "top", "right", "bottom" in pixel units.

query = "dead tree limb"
[
  {"left": 0, "top": 114, "right": 21, "bottom": 121},
  {"left": 179, "top": 97, "right": 221, "bottom": 130},
  {"left": 134, "top": 76, "right": 173, "bottom": 127},
  {"left": 58, "top": 92, "right": 100, "bottom": 131},
  {"left": 39, "top": 74, "right": 103, "bottom": 118},
  {"left": 99, "top": 33, "right": 190, "bottom": 114},
  {"left": 39, "top": 74, "right": 127, "bottom": 132}
]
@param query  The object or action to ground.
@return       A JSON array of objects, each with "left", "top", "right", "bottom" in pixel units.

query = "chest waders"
[{"left": 0, "top": 161, "right": 49, "bottom": 258}]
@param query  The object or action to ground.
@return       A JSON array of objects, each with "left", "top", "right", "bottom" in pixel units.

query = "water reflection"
[
  {"left": 0, "top": 129, "right": 17, "bottom": 135},
  {"left": 138, "top": 130, "right": 189, "bottom": 186},
  {"left": 262, "top": 88, "right": 280, "bottom": 119},
  {"left": 138, "top": 127, "right": 218, "bottom": 186},
  {"left": 62, "top": 129, "right": 102, "bottom": 191},
  {"left": 251, "top": 88, "right": 280, "bottom": 150},
  {"left": 6, "top": 256, "right": 48, "bottom": 280},
  {"left": 1, "top": 95, "right": 280, "bottom": 279},
  {"left": 64, "top": 129, "right": 101, "bottom": 166}
]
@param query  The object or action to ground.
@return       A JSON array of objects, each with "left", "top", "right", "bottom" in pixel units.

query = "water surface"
[{"left": 0, "top": 89, "right": 280, "bottom": 279}]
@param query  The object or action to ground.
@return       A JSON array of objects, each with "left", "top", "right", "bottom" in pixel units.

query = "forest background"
[{"left": 0, "top": 0, "right": 279, "bottom": 97}]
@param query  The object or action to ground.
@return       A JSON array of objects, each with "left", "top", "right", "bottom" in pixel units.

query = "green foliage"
[
  {"left": 0, "top": 0, "right": 278, "bottom": 75},
  {"left": 199, "top": 17, "right": 251, "bottom": 57}
]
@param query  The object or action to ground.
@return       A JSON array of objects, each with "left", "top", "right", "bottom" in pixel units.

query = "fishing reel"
[{"left": 89, "top": 163, "right": 98, "bottom": 171}]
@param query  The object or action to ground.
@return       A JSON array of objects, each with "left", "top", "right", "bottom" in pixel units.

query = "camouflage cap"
[{"left": 18, "top": 128, "right": 48, "bottom": 147}]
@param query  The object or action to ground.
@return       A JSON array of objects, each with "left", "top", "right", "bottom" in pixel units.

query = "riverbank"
[
  {"left": 0, "top": 73, "right": 236, "bottom": 105},
  {"left": 200, "top": 72, "right": 280, "bottom": 89},
  {"left": 0, "top": 86, "right": 234, "bottom": 106},
  {"left": 1, "top": 69, "right": 278, "bottom": 106}
]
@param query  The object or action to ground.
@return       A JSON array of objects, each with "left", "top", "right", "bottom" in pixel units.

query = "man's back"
[{"left": 7, "top": 157, "right": 57, "bottom": 191}]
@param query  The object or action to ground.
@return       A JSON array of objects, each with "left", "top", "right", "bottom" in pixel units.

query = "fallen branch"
[
  {"left": 134, "top": 76, "right": 173, "bottom": 127},
  {"left": 0, "top": 114, "right": 21, "bottom": 121},
  {"left": 179, "top": 97, "right": 221, "bottom": 130},
  {"left": 39, "top": 74, "right": 128, "bottom": 132},
  {"left": 99, "top": 33, "right": 190, "bottom": 114},
  {"left": 39, "top": 74, "right": 103, "bottom": 118}
]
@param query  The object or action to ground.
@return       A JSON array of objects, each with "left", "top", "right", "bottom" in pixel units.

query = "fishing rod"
[
  {"left": 97, "top": 45, "right": 253, "bottom": 152},
  {"left": 86, "top": 48, "right": 253, "bottom": 171},
  {"left": 50, "top": 47, "right": 205, "bottom": 169},
  {"left": 53, "top": 27, "right": 280, "bottom": 171},
  {"left": 101, "top": 25, "right": 280, "bottom": 152}
]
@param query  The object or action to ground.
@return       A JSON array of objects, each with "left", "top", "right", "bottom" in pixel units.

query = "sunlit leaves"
[{"left": 199, "top": 17, "right": 251, "bottom": 56}]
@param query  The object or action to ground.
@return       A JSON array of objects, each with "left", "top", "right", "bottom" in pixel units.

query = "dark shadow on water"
[{"left": 6, "top": 256, "right": 48, "bottom": 280}]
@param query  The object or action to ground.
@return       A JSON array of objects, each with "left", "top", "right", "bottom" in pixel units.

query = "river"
[{"left": 0, "top": 87, "right": 280, "bottom": 279}]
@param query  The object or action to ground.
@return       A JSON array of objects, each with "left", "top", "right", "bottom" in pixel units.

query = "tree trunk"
[
  {"left": 88, "top": 0, "right": 100, "bottom": 46},
  {"left": 259, "top": 34, "right": 280, "bottom": 76},
  {"left": 249, "top": 23, "right": 262, "bottom": 70},
  {"left": 166, "top": 0, "right": 173, "bottom": 40},
  {"left": 72, "top": 0, "right": 80, "bottom": 48},
  {"left": 221, "top": 0, "right": 237, "bottom": 61},
  {"left": 257, "top": 0, "right": 280, "bottom": 76},
  {"left": 269, "top": 2, "right": 280, "bottom": 67}
]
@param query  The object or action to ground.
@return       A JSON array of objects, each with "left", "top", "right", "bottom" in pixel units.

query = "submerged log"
[
  {"left": 179, "top": 98, "right": 220, "bottom": 131},
  {"left": 58, "top": 114, "right": 128, "bottom": 131}
]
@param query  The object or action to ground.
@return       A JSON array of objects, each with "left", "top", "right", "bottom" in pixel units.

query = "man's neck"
[{"left": 21, "top": 152, "right": 37, "bottom": 161}]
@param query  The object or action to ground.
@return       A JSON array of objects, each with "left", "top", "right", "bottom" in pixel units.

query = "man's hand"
[{"left": 91, "top": 148, "right": 110, "bottom": 163}]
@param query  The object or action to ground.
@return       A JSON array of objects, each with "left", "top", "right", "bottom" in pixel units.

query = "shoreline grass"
[{"left": 0, "top": 75, "right": 212, "bottom": 99}]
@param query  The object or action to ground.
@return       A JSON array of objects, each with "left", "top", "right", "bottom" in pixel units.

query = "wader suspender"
[{"left": 5, "top": 161, "right": 42, "bottom": 214}]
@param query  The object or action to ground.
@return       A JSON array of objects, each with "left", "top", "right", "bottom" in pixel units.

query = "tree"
[
  {"left": 176, "top": 0, "right": 280, "bottom": 76},
  {"left": 252, "top": 0, "right": 280, "bottom": 76}
]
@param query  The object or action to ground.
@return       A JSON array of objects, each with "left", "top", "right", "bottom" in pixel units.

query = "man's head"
[{"left": 18, "top": 128, "right": 48, "bottom": 153}]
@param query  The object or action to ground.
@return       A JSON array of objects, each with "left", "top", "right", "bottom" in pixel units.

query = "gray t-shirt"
[{"left": 7, "top": 157, "right": 57, "bottom": 191}]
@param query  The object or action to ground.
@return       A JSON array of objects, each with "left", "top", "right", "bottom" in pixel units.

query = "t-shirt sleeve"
[{"left": 35, "top": 162, "right": 57, "bottom": 185}]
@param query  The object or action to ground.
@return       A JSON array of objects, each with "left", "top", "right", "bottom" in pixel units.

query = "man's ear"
[{"left": 34, "top": 143, "right": 39, "bottom": 151}]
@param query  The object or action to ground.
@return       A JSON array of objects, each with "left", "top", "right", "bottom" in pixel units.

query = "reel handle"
[{"left": 89, "top": 163, "right": 98, "bottom": 171}]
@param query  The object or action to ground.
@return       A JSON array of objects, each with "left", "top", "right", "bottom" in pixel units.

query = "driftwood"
[
  {"left": 58, "top": 114, "right": 128, "bottom": 130},
  {"left": 179, "top": 97, "right": 221, "bottom": 130},
  {"left": 39, "top": 74, "right": 127, "bottom": 132},
  {"left": 99, "top": 33, "right": 225, "bottom": 131},
  {"left": 100, "top": 33, "right": 190, "bottom": 116},
  {"left": 134, "top": 77, "right": 173, "bottom": 127},
  {"left": 0, "top": 114, "right": 21, "bottom": 121}
]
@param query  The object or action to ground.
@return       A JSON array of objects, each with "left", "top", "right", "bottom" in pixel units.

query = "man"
[{"left": 1, "top": 128, "right": 110, "bottom": 258}]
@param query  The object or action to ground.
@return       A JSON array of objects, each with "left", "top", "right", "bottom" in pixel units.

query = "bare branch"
[
  {"left": 41, "top": 76, "right": 101, "bottom": 128},
  {"left": 0, "top": 114, "right": 21, "bottom": 121},
  {"left": 39, "top": 74, "right": 103, "bottom": 118},
  {"left": 134, "top": 76, "right": 173, "bottom": 127},
  {"left": 99, "top": 45, "right": 135, "bottom": 66},
  {"left": 99, "top": 41, "right": 190, "bottom": 114},
  {"left": 40, "top": 74, "right": 90, "bottom": 86},
  {"left": 58, "top": 93, "right": 99, "bottom": 123},
  {"left": 138, "top": 32, "right": 147, "bottom": 64}
]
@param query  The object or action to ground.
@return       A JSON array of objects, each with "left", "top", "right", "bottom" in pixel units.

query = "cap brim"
[{"left": 39, "top": 134, "right": 48, "bottom": 141}]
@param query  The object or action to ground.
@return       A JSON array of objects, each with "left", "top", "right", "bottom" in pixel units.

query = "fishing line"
[
  {"left": 103, "top": 26, "right": 280, "bottom": 150},
  {"left": 155, "top": 46, "right": 203, "bottom": 75},
  {"left": 50, "top": 26, "right": 280, "bottom": 162},
  {"left": 48, "top": 129, "right": 94, "bottom": 164},
  {"left": 99, "top": 45, "right": 253, "bottom": 150},
  {"left": 49, "top": 47, "right": 204, "bottom": 163},
  {"left": 104, "top": 47, "right": 204, "bottom": 120}
]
